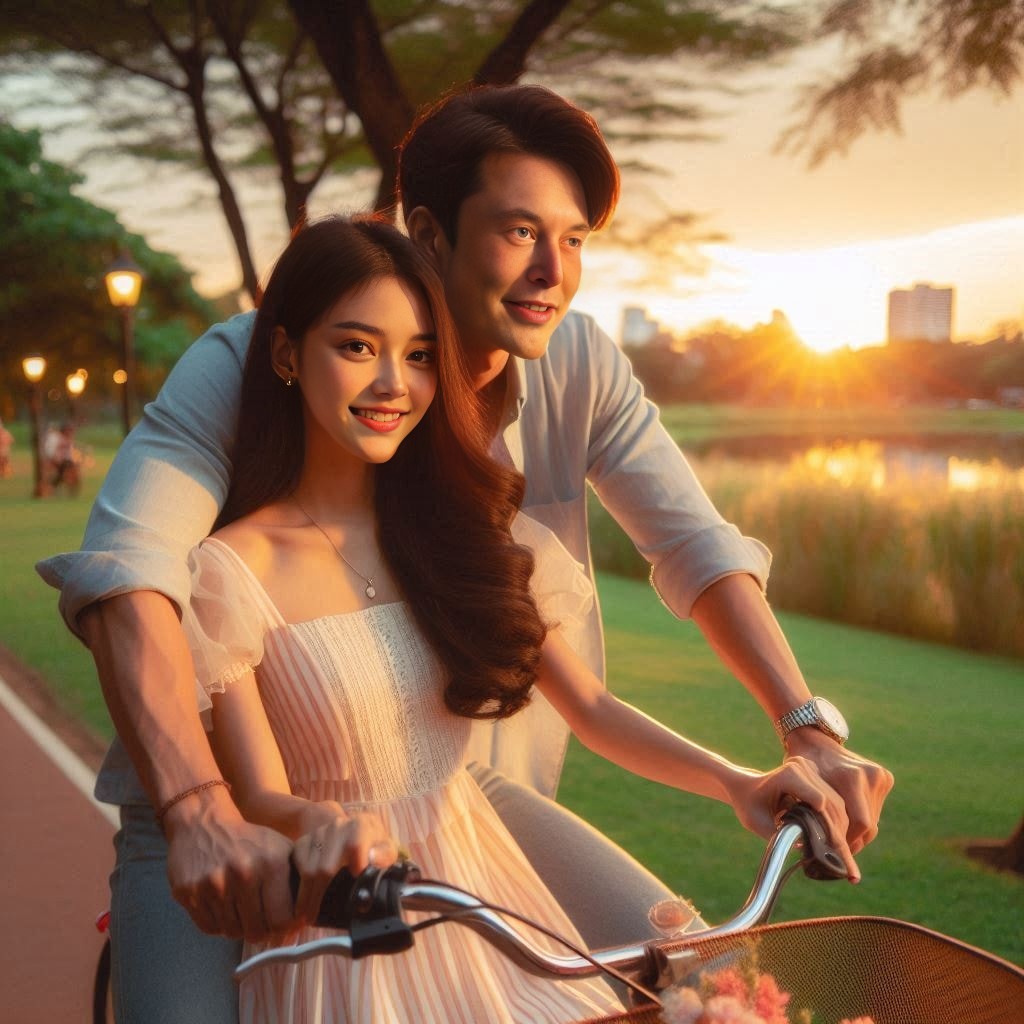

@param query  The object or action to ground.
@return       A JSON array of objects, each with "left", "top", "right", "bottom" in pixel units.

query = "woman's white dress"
[{"left": 184, "top": 521, "right": 624, "bottom": 1024}]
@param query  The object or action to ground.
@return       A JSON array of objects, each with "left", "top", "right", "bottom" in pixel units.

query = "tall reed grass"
[{"left": 589, "top": 458, "right": 1024, "bottom": 657}]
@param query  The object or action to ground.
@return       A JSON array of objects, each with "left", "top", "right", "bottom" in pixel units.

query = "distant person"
[
  {"left": 0, "top": 417, "right": 12, "bottom": 478},
  {"left": 39, "top": 84, "right": 892, "bottom": 1023},
  {"left": 44, "top": 422, "right": 82, "bottom": 496}
]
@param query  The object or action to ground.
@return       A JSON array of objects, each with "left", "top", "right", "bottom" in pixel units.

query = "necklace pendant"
[{"left": 365, "top": 582, "right": 376, "bottom": 600}]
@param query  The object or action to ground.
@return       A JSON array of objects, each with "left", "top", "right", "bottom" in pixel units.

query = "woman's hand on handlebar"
[
  {"left": 291, "top": 809, "right": 400, "bottom": 925},
  {"left": 724, "top": 756, "right": 861, "bottom": 883}
]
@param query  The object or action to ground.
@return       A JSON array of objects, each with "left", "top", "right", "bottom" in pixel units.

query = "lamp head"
[
  {"left": 22, "top": 355, "right": 47, "bottom": 383},
  {"left": 105, "top": 251, "right": 144, "bottom": 308}
]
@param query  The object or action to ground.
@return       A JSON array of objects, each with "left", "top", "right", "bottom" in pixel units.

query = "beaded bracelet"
[{"left": 155, "top": 778, "right": 231, "bottom": 826}]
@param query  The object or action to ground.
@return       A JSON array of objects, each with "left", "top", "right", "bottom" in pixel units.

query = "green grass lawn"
[
  {"left": 2, "top": 419, "right": 1021, "bottom": 968},
  {"left": 0, "top": 436, "right": 117, "bottom": 734}
]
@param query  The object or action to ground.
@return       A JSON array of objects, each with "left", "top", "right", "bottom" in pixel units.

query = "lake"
[{"left": 687, "top": 434, "right": 1024, "bottom": 492}]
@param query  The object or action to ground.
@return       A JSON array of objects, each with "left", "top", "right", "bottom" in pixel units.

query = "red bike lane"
[{"left": 0, "top": 673, "right": 117, "bottom": 1022}]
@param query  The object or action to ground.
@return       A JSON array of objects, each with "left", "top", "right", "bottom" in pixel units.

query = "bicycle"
[{"left": 236, "top": 804, "right": 1024, "bottom": 1024}]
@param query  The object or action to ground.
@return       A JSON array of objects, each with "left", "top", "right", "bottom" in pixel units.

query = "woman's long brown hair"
[{"left": 218, "top": 216, "right": 544, "bottom": 719}]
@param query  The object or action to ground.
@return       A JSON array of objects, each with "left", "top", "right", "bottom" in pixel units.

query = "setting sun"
[{"left": 703, "top": 244, "right": 888, "bottom": 353}]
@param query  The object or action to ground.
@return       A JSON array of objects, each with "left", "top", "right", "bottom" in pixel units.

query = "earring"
[{"left": 284, "top": 375, "right": 295, "bottom": 387}]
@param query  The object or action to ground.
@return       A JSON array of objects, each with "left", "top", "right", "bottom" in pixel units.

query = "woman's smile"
[{"left": 351, "top": 406, "right": 406, "bottom": 431}]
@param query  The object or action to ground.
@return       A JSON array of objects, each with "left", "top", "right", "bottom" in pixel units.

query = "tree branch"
[
  {"left": 473, "top": 0, "right": 574, "bottom": 85},
  {"left": 287, "top": 0, "right": 414, "bottom": 211}
]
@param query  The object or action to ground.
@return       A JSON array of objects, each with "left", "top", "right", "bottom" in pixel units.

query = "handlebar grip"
[
  {"left": 779, "top": 803, "right": 849, "bottom": 880},
  {"left": 289, "top": 858, "right": 422, "bottom": 957}
]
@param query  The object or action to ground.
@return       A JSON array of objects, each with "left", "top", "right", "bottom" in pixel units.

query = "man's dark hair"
[{"left": 398, "top": 84, "right": 620, "bottom": 244}]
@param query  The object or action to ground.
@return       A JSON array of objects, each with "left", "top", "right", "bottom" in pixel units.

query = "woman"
[{"left": 184, "top": 216, "right": 857, "bottom": 1022}]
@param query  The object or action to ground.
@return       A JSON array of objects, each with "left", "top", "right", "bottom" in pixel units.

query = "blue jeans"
[
  {"left": 110, "top": 804, "right": 241, "bottom": 1024},
  {"left": 107, "top": 768, "right": 686, "bottom": 1022}
]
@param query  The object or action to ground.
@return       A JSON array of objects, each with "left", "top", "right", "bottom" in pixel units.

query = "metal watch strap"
[{"left": 774, "top": 698, "right": 821, "bottom": 741}]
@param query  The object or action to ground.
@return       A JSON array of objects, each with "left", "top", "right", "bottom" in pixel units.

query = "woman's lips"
[{"left": 352, "top": 408, "right": 404, "bottom": 432}]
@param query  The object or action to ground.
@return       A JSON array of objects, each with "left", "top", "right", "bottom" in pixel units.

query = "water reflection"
[
  {"left": 946, "top": 457, "right": 1024, "bottom": 492},
  {"left": 693, "top": 436, "right": 1024, "bottom": 492},
  {"left": 800, "top": 444, "right": 1024, "bottom": 492}
]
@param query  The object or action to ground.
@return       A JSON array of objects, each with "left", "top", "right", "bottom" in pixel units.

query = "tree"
[
  {"left": 0, "top": 121, "right": 216, "bottom": 410},
  {"left": 0, "top": 1, "right": 802, "bottom": 299},
  {"left": 780, "top": 0, "right": 1024, "bottom": 164},
  {"left": 0, "top": 1, "right": 362, "bottom": 299}
]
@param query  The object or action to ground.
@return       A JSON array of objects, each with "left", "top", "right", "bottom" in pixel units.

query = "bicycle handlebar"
[{"left": 235, "top": 803, "right": 846, "bottom": 985}]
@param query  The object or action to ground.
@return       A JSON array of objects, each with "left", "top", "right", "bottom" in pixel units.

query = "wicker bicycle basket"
[{"left": 577, "top": 916, "right": 1024, "bottom": 1024}]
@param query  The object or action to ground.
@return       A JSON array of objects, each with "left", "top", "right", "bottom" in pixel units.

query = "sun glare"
[{"left": 712, "top": 245, "right": 890, "bottom": 353}]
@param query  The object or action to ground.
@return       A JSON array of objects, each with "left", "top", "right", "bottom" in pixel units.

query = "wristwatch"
[{"left": 774, "top": 697, "right": 849, "bottom": 746}]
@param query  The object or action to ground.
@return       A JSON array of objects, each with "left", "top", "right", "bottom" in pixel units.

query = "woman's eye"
[
  {"left": 341, "top": 340, "right": 370, "bottom": 355},
  {"left": 409, "top": 348, "right": 436, "bottom": 364}
]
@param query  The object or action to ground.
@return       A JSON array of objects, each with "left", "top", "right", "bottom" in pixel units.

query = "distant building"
[
  {"left": 887, "top": 283, "right": 954, "bottom": 343},
  {"left": 621, "top": 306, "right": 659, "bottom": 346}
]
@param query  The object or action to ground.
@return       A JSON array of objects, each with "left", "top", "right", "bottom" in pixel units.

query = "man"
[{"left": 40, "top": 85, "right": 891, "bottom": 1022}]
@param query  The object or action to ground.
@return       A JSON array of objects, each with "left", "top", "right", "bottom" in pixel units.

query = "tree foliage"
[
  {"left": 0, "top": 1, "right": 801, "bottom": 298},
  {"left": 781, "top": 0, "right": 1024, "bottom": 164},
  {"left": 0, "top": 121, "right": 216, "bottom": 410}
]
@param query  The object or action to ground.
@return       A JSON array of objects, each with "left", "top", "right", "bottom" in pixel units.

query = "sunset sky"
[
  {"left": 5, "top": 34, "right": 1022, "bottom": 354},
  {"left": 573, "top": 44, "right": 1024, "bottom": 351}
]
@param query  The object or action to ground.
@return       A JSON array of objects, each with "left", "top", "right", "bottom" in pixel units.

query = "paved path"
[{"left": 0, "top": 672, "right": 117, "bottom": 1022}]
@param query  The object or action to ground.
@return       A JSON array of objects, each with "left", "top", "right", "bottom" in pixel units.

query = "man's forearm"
[
  {"left": 690, "top": 572, "right": 811, "bottom": 721},
  {"left": 80, "top": 590, "right": 225, "bottom": 810}
]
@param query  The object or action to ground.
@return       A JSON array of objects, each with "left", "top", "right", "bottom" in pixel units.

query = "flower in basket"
[{"left": 659, "top": 963, "right": 875, "bottom": 1024}]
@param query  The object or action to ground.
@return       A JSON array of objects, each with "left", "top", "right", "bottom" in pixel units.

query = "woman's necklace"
[{"left": 291, "top": 496, "right": 380, "bottom": 600}]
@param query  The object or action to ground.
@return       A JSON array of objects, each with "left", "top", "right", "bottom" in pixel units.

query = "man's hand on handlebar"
[
  {"left": 783, "top": 729, "right": 894, "bottom": 855},
  {"left": 164, "top": 787, "right": 295, "bottom": 942}
]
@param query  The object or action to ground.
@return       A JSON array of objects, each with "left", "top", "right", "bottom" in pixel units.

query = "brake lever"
[{"left": 779, "top": 803, "right": 849, "bottom": 880}]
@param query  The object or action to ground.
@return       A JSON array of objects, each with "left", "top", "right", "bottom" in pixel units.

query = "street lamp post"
[
  {"left": 105, "top": 251, "right": 144, "bottom": 437},
  {"left": 21, "top": 355, "right": 48, "bottom": 498}
]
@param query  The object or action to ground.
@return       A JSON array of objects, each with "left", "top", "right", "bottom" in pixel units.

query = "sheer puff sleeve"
[
  {"left": 511, "top": 513, "right": 594, "bottom": 655},
  {"left": 183, "top": 540, "right": 267, "bottom": 727}
]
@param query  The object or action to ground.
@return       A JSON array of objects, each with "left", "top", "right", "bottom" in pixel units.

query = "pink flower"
[
  {"left": 660, "top": 985, "right": 704, "bottom": 1024},
  {"left": 703, "top": 994, "right": 763, "bottom": 1024},
  {"left": 709, "top": 967, "right": 751, "bottom": 1003},
  {"left": 753, "top": 972, "right": 792, "bottom": 1024}
]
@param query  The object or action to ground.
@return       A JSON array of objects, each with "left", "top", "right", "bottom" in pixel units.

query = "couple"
[{"left": 40, "top": 85, "right": 892, "bottom": 1023}]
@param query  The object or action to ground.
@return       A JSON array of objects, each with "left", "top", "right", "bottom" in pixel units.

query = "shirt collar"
[
  {"left": 502, "top": 354, "right": 528, "bottom": 426},
  {"left": 490, "top": 355, "right": 528, "bottom": 473}
]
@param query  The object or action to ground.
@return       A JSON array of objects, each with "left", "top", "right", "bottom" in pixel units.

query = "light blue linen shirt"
[{"left": 38, "top": 309, "right": 770, "bottom": 802}]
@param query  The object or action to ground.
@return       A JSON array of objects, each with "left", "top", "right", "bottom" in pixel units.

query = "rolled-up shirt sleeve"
[
  {"left": 36, "top": 312, "right": 255, "bottom": 640},
  {"left": 583, "top": 324, "right": 771, "bottom": 618}
]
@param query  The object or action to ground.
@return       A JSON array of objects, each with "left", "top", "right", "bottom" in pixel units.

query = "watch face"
[{"left": 814, "top": 698, "right": 849, "bottom": 741}]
